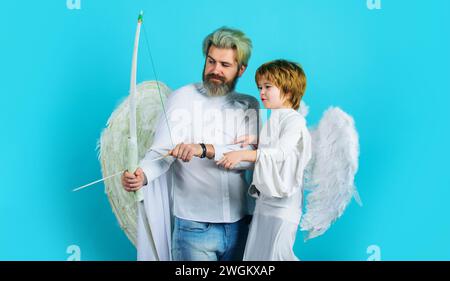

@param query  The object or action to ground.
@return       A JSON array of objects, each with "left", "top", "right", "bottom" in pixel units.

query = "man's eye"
[
  {"left": 208, "top": 60, "right": 215, "bottom": 64},
  {"left": 222, "top": 64, "right": 230, "bottom": 68}
]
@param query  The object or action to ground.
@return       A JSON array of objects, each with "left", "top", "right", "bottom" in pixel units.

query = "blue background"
[{"left": 1, "top": 0, "right": 449, "bottom": 260}]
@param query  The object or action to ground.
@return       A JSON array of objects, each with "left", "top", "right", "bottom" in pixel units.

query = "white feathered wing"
[
  {"left": 300, "top": 106, "right": 362, "bottom": 241},
  {"left": 98, "top": 81, "right": 171, "bottom": 246}
]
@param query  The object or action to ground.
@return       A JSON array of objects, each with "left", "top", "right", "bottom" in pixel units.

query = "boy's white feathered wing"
[
  {"left": 300, "top": 106, "right": 362, "bottom": 240},
  {"left": 98, "top": 81, "right": 171, "bottom": 246}
]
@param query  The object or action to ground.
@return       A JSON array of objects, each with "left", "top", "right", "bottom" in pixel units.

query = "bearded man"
[{"left": 121, "top": 27, "right": 259, "bottom": 261}]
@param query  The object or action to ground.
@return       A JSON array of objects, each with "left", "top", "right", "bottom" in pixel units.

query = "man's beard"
[{"left": 203, "top": 72, "right": 239, "bottom": 97}]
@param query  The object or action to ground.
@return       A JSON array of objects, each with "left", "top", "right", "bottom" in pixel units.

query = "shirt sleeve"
[
  {"left": 214, "top": 106, "right": 259, "bottom": 170},
  {"left": 139, "top": 93, "right": 177, "bottom": 186}
]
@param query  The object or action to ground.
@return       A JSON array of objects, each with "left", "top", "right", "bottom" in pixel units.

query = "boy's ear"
[
  {"left": 237, "top": 65, "right": 247, "bottom": 77},
  {"left": 283, "top": 91, "right": 293, "bottom": 104}
]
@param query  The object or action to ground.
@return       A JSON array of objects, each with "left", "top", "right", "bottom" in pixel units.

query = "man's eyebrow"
[{"left": 207, "top": 55, "right": 233, "bottom": 65}]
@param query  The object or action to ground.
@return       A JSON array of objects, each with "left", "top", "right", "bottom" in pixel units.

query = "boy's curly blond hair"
[{"left": 255, "top": 59, "right": 307, "bottom": 110}]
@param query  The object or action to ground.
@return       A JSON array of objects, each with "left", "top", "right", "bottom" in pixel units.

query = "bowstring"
[
  {"left": 142, "top": 21, "right": 177, "bottom": 232},
  {"left": 142, "top": 23, "right": 175, "bottom": 149}
]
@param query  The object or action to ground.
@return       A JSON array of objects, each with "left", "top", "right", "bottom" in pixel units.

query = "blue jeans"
[{"left": 172, "top": 216, "right": 250, "bottom": 261}]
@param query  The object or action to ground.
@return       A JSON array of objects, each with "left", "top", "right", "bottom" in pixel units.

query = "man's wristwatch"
[{"left": 199, "top": 143, "right": 207, "bottom": 158}]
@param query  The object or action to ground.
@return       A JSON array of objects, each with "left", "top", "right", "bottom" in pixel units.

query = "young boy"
[{"left": 217, "top": 59, "right": 312, "bottom": 260}]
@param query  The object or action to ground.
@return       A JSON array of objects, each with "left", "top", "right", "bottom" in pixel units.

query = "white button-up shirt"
[{"left": 140, "top": 83, "right": 259, "bottom": 223}]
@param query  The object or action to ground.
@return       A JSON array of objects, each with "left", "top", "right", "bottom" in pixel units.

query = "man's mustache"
[{"left": 205, "top": 73, "right": 226, "bottom": 83}]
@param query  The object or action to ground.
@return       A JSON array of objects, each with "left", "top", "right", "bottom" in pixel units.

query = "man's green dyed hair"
[{"left": 202, "top": 27, "right": 252, "bottom": 67}]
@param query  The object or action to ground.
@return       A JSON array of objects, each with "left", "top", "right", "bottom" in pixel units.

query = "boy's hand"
[
  {"left": 121, "top": 168, "right": 146, "bottom": 192},
  {"left": 234, "top": 134, "right": 258, "bottom": 148},
  {"left": 216, "top": 151, "right": 243, "bottom": 170},
  {"left": 169, "top": 142, "right": 203, "bottom": 162}
]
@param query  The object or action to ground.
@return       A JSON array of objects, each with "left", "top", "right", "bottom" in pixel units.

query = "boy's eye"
[{"left": 257, "top": 86, "right": 262, "bottom": 90}]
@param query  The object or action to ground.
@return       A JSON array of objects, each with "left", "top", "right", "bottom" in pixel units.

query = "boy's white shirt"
[
  {"left": 244, "top": 108, "right": 312, "bottom": 260},
  {"left": 251, "top": 108, "right": 312, "bottom": 203}
]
